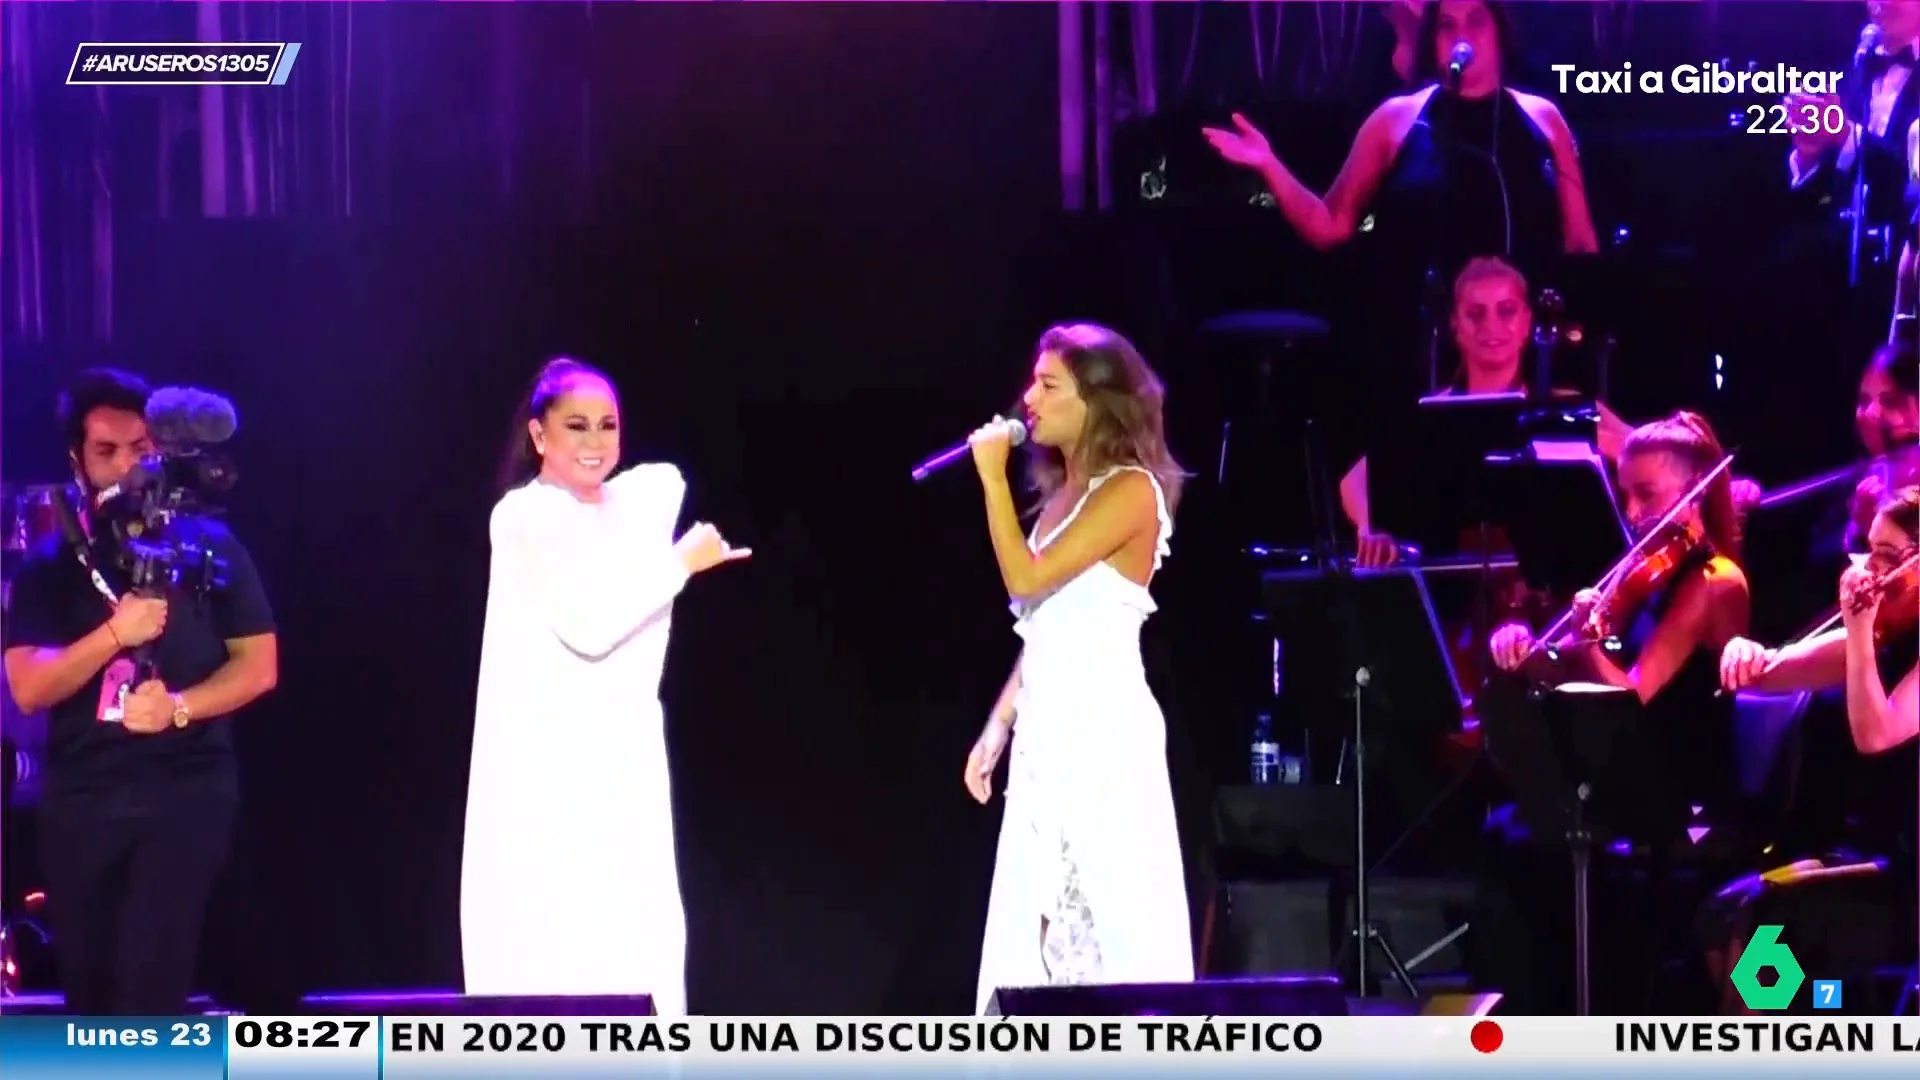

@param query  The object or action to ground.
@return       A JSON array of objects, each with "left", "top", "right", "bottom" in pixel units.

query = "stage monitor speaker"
[
  {"left": 1212, "top": 878, "right": 1475, "bottom": 981},
  {"left": 301, "top": 993, "right": 655, "bottom": 1016},
  {"left": 985, "top": 976, "right": 1348, "bottom": 1016}
]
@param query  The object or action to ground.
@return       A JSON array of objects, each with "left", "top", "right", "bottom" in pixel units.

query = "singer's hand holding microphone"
[
  {"left": 910, "top": 416, "right": 1027, "bottom": 482},
  {"left": 966, "top": 416, "right": 1024, "bottom": 477}
]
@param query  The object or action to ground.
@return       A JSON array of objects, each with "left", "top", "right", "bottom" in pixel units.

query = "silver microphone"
[{"left": 910, "top": 418, "right": 1029, "bottom": 483}]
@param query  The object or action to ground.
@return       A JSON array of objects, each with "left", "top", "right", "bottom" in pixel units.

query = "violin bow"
[
  {"left": 1735, "top": 550, "right": 1920, "bottom": 692},
  {"left": 1527, "top": 453, "right": 1736, "bottom": 661}
]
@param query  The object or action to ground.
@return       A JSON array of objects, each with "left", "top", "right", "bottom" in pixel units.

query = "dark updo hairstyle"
[
  {"left": 1878, "top": 485, "right": 1920, "bottom": 546},
  {"left": 497, "top": 356, "right": 616, "bottom": 494},
  {"left": 1620, "top": 410, "right": 1742, "bottom": 565},
  {"left": 1413, "top": 0, "right": 1522, "bottom": 86}
]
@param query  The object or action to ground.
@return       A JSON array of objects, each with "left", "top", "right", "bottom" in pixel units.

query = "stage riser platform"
[
  {"left": 987, "top": 976, "right": 1497, "bottom": 1016},
  {"left": 1, "top": 992, "right": 655, "bottom": 1016}
]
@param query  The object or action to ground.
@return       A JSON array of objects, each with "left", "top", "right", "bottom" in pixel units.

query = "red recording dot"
[{"left": 1470, "top": 1020, "right": 1504, "bottom": 1054}]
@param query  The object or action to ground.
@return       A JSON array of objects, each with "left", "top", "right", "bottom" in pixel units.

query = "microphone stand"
[
  {"left": 1424, "top": 69, "right": 1465, "bottom": 395},
  {"left": 1531, "top": 289, "right": 1564, "bottom": 401},
  {"left": 1301, "top": 419, "right": 1419, "bottom": 1001},
  {"left": 1846, "top": 43, "right": 1873, "bottom": 289}
]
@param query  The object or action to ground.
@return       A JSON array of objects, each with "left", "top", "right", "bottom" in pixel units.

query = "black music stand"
[
  {"left": 1370, "top": 392, "right": 1601, "bottom": 557},
  {"left": 1265, "top": 559, "right": 1461, "bottom": 1001},
  {"left": 1482, "top": 442, "right": 1631, "bottom": 600},
  {"left": 1368, "top": 393, "right": 1600, "bottom": 714},
  {"left": 1477, "top": 681, "right": 1690, "bottom": 1015}
]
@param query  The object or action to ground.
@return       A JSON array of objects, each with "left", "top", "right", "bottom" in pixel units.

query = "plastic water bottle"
[{"left": 1250, "top": 712, "right": 1280, "bottom": 785}]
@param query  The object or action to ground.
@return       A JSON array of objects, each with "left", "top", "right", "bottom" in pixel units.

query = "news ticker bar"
[
  {"left": 66, "top": 43, "right": 301, "bottom": 86},
  {"left": 1, "top": 1016, "right": 1919, "bottom": 1078}
]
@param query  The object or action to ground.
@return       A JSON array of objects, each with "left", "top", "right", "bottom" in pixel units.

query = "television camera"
[{"left": 89, "top": 386, "right": 240, "bottom": 600}]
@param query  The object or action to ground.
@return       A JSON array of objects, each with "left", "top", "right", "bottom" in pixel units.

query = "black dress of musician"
[
  {"left": 1203, "top": 1, "right": 1598, "bottom": 417},
  {"left": 1707, "top": 486, "right": 1919, "bottom": 1013},
  {"left": 1473, "top": 413, "right": 1751, "bottom": 1013}
]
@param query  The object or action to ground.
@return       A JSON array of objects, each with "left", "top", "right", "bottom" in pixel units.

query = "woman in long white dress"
[
  {"left": 461, "top": 357, "right": 749, "bottom": 1012},
  {"left": 963, "top": 324, "right": 1194, "bottom": 1013}
]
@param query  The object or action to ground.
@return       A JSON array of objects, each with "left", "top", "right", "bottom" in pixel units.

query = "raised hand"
[
  {"left": 675, "top": 523, "right": 752, "bottom": 575},
  {"left": 1201, "top": 113, "right": 1276, "bottom": 171},
  {"left": 1851, "top": 471, "right": 1886, "bottom": 542}
]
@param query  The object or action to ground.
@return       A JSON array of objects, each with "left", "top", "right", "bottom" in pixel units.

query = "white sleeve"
[{"left": 490, "top": 467, "right": 690, "bottom": 660}]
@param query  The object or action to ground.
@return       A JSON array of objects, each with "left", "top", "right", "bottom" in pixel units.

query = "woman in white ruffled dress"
[{"left": 962, "top": 324, "right": 1194, "bottom": 1013}]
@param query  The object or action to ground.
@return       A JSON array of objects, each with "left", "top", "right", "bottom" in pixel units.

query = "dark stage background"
[{"left": 0, "top": 1, "right": 1890, "bottom": 1014}]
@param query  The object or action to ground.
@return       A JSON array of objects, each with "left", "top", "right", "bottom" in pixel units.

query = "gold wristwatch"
[{"left": 170, "top": 693, "right": 192, "bottom": 729}]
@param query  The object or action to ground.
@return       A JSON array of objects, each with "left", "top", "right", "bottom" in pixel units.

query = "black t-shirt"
[{"left": 1, "top": 516, "right": 274, "bottom": 805}]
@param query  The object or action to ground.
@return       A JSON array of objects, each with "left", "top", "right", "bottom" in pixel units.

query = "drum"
[
  {"left": 0, "top": 485, "right": 61, "bottom": 810},
  {"left": 0, "top": 666, "right": 43, "bottom": 809},
  {"left": 2, "top": 484, "right": 74, "bottom": 558}
]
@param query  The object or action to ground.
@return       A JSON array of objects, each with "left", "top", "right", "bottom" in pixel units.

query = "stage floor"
[
  {"left": 0, "top": 986, "right": 1495, "bottom": 1016},
  {"left": 0, "top": 990, "right": 662, "bottom": 1016}
]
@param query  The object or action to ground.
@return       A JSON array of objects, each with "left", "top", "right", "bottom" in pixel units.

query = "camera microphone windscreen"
[{"left": 145, "top": 386, "right": 239, "bottom": 448}]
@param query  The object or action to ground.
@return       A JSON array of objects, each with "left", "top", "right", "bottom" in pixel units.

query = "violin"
[
  {"left": 1443, "top": 523, "right": 1543, "bottom": 744},
  {"left": 1845, "top": 551, "right": 1920, "bottom": 647},
  {"left": 1528, "top": 453, "right": 1736, "bottom": 660},
  {"left": 1738, "top": 552, "right": 1920, "bottom": 690},
  {"left": 1583, "top": 518, "right": 1713, "bottom": 642}
]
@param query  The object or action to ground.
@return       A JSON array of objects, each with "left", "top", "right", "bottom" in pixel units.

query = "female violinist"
[
  {"left": 1705, "top": 486, "right": 1918, "bottom": 1014},
  {"left": 1488, "top": 411, "right": 1750, "bottom": 711},
  {"left": 1832, "top": 342, "right": 1916, "bottom": 569},
  {"left": 1470, "top": 412, "right": 1749, "bottom": 1015},
  {"left": 1754, "top": 342, "right": 1919, "bottom": 646}
]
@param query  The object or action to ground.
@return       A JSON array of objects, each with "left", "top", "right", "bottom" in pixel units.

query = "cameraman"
[{"left": 1, "top": 368, "right": 277, "bottom": 1015}]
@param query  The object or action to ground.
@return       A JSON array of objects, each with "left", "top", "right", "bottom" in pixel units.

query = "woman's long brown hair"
[
  {"left": 1878, "top": 485, "right": 1920, "bottom": 546},
  {"left": 1023, "top": 323, "right": 1186, "bottom": 514},
  {"left": 1621, "top": 410, "right": 1741, "bottom": 565}
]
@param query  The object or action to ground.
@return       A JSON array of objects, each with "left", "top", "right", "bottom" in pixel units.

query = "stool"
[
  {"left": 1197, "top": 311, "right": 1332, "bottom": 537},
  {"left": 1198, "top": 312, "right": 1333, "bottom": 416}
]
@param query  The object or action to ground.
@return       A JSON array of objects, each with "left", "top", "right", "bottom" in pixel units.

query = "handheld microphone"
[
  {"left": 144, "top": 386, "right": 239, "bottom": 449},
  {"left": 1446, "top": 41, "right": 1475, "bottom": 88},
  {"left": 1855, "top": 23, "right": 1882, "bottom": 68},
  {"left": 911, "top": 418, "right": 1028, "bottom": 483}
]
